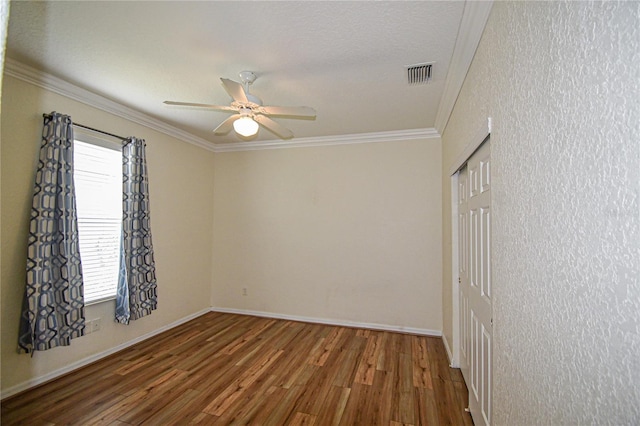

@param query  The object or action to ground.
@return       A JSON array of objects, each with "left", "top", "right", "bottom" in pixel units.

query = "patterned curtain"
[
  {"left": 115, "top": 137, "right": 157, "bottom": 324},
  {"left": 18, "top": 112, "right": 85, "bottom": 354}
]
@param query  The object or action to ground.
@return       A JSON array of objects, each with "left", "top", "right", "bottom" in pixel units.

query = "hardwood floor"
[{"left": 1, "top": 312, "right": 473, "bottom": 425}]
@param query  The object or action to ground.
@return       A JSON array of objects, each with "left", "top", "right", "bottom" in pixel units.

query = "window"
[{"left": 73, "top": 134, "right": 122, "bottom": 304}]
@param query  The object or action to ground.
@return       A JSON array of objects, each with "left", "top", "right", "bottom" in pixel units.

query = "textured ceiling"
[{"left": 6, "top": 1, "right": 466, "bottom": 145}]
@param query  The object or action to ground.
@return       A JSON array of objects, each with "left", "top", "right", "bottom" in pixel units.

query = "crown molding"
[
  {"left": 213, "top": 127, "right": 440, "bottom": 153},
  {"left": 4, "top": 59, "right": 217, "bottom": 152},
  {"left": 5, "top": 59, "right": 441, "bottom": 153},
  {"left": 434, "top": 1, "right": 493, "bottom": 135}
]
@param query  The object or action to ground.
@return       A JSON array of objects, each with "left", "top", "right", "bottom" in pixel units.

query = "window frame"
[{"left": 73, "top": 128, "right": 123, "bottom": 305}]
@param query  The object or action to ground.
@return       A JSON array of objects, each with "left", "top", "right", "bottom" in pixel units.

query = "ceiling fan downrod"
[{"left": 238, "top": 70, "right": 257, "bottom": 93}]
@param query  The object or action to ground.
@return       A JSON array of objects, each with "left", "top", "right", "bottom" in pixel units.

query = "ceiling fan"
[{"left": 164, "top": 71, "right": 316, "bottom": 139}]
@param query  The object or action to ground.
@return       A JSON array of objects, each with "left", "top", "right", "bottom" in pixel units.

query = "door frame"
[{"left": 449, "top": 118, "right": 491, "bottom": 368}]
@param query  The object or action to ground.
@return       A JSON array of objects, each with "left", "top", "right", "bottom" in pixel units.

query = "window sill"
[{"left": 86, "top": 295, "right": 116, "bottom": 306}]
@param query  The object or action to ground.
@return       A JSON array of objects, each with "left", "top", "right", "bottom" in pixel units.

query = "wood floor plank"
[
  {"left": 266, "top": 321, "right": 306, "bottom": 350},
  {"left": 182, "top": 355, "right": 242, "bottom": 393},
  {"left": 276, "top": 326, "right": 325, "bottom": 389},
  {"left": 431, "top": 374, "right": 463, "bottom": 425},
  {"left": 269, "top": 349, "right": 315, "bottom": 389},
  {"left": 314, "top": 385, "right": 351, "bottom": 426},
  {"left": 116, "top": 369, "right": 190, "bottom": 424},
  {"left": 263, "top": 385, "right": 307, "bottom": 426},
  {"left": 174, "top": 339, "right": 225, "bottom": 371},
  {"left": 329, "top": 349, "right": 357, "bottom": 389},
  {"left": 354, "top": 333, "right": 381, "bottom": 385},
  {"left": 355, "top": 329, "right": 371, "bottom": 338},
  {"left": 425, "top": 336, "right": 472, "bottom": 425},
  {"left": 140, "top": 388, "right": 202, "bottom": 425},
  {"left": 1, "top": 312, "right": 471, "bottom": 426},
  {"left": 414, "top": 386, "right": 441, "bottom": 425},
  {"left": 213, "top": 373, "right": 280, "bottom": 424},
  {"left": 27, "top": 374, "right": 126, "bottom": 424},
  {"left": 109, "top": 353, "right": 182, "bottom": 397},
  {"left": 291, "top": 347, "right": 347, "bottom": 416},
  {"left": 244, "top": 384, "right": 288, "bottom": 425},
  {"left": 375, "top": 331, "right": 389, "bottom": 371},
  {"left": 80, "top": 368, "right": 188, "bottom": 425},
  {"left": 273, "top": 322, "right": 327, "bottom": 389},
  {"left": 1, "top": 353, "right": 125, "bottom": 412},
  {"left": 289, "top": 411, "right": 317, "bottom": 425},
  {"left": 165, "top": 329, "right": 208, "bottom": 357},
  {"left": 368, "top": 369, "right": 393, "bottom": 425},
  {"left": 189, "top": 411, "right": 218, "bottom": 424},
  {"left": 412, "top": 335, "right": 434, "bottom": 389},
  {"left": 221, "top": 318, "right": 276, "bottom": 355},
  {"left": 141, "top": 387, "right": 217, "bottom": 425},
  {"left": 379, "top": 331, "right": 399, "bottom": 373},
  {"left": 1, "top": 369, "right": 123, "bottom": 424},
  {"left": 395, "top": 352, "right": 417, "bottom": 425},
  {"left": 338, "top": 382, "right": 372, "bottom": 425},
  {"left": 203, "top": 348, "right": 284, "bottom": 416},
  {"left": 308, "top": 326, "right": 345, "bottom": 367}
]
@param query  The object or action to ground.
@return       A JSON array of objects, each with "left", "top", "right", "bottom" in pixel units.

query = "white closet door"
[
  {"left": 458, "top": 165, "right": 470, "bottom": 386},
  {"left": 466, "top": 140, "right": 492, "bottom": 426}
]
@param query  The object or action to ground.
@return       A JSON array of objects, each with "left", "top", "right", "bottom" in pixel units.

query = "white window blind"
[{"left": 74, "top": 139, "right": 122, "bottom": 304}]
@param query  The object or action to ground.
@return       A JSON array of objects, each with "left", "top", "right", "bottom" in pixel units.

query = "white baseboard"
[
  {"left": 210, "top": 307, "right": 442, "bottom": 337},
  {"left": 442, "top": 334, "right": 457, "bottom": 367},
  {"left": 1, "top": 308, "right": 211, "bottom": 400},
  {"left": 3, "top": 307, "right": 442, "bottom": 400}
]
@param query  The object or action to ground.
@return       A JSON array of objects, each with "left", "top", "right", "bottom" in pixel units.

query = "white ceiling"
[{"left": 6, "top": 1, "right": 471, "bottom": 146}]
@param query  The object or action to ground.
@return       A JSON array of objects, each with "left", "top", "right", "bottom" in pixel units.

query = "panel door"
[
  {"left": 466, "top": 140, "right": 492, "bottom": 426},
  {"left": 458, "top": 165, "right": 470, "bottom": 386}
]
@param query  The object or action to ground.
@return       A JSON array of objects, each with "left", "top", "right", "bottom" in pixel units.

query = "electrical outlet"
[
  {"left": 85, "top": 320, "right": 93, "bottom": 335},
  {"left": 242, "top": 288, "right": 248, "bottom": 296},
  {"left": 91, "top": 318, "right": 101, "bottom": 332}
]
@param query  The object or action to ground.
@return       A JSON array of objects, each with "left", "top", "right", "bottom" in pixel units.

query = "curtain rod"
[{"left": 42, "top": 113, "right": 128, "bottom": 141}]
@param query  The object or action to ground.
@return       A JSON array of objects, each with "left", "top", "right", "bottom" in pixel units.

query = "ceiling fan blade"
[
  {"left": 213, "top": 115, "right": 240, "bottom": 135},
  {"left": 260, "top": 105, "right": 316, "bottom": 118},
  {"left": 220, "top": 78, "right": 249, "bottom": 103},
  {"left": 164, "top": 100, "right": 236, "bottom": 112},
  {"left": 254, "top": 115, "right": 294, "bottom": 139}
]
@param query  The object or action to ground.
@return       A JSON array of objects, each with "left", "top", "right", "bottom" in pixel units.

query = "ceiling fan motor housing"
[{"left": 238, "top": 70, "right": 257, "bottom": 85}]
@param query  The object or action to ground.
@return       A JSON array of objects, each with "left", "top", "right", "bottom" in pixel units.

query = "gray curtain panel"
[
  {"left": 18, "top": 112, "right": 86, "bottom": 354},
  {"left": 115, "top": 137, "right": 157, "bottom": 324}
]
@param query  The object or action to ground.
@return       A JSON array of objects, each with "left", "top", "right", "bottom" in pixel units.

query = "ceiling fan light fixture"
[
  {"left": 233, "top": 116, "right": 259, "bottom": 137},
  {"left": 165, "top": 71, "right": 316, "bottom": 140}
]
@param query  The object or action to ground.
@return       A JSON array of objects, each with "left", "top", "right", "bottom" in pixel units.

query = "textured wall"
[
  {"left": 442, "top": 2, "right": 639, "bottom": 423},
  {"left": 1, "top": 75, "right": 215, "bottom": 393},
  {"left": 213, "top": 139, "right": 442, "bottom": 332}
]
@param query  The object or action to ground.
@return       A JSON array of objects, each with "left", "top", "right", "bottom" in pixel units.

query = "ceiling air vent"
[{"left": 406, "top": 62, "right": 433, "bottom": 85}]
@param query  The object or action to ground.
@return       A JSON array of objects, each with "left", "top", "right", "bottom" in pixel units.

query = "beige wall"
[
  {"left": 442, "top": 2, "right": 639, "bottom": 423},
  {"left": 212, "top": 139, "right": 442, "bottom": 332},
  {"left": 1, "top": 75, "right": 215, "bottom": 393},
  {"left": 1, "top": 72, "right": 443, "bottom": 395}
]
